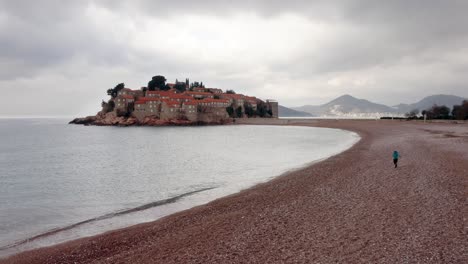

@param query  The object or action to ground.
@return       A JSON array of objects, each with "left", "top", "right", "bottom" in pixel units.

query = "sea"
[{"left": 0, "top": 118, "right": 359, "bottom": 257}]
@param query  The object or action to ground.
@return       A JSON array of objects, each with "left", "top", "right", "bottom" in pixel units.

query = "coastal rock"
[
  {"left": 69, "top": 112, "right": 231, "bottom": 127},
  {"left": 68, "top": 116, "right": 97, "bottom": 125}
]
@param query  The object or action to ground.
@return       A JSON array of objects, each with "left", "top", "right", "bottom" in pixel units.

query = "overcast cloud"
[{"left": 1, "top": 0, "right": 467, "bottom": 116}]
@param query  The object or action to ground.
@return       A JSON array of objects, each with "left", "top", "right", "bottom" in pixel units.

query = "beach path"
[{"left": 3, "top": 120, "right": 467, "bottom": 263}]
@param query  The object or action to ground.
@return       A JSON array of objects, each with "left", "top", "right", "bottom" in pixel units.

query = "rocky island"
[{"left": 70, "top": 75, "right": 278, "bottom": 126}]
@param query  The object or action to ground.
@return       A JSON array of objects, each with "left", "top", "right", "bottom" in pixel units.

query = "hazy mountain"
[
  {"left": 293, "top": 94, "right": 396, "bottom": 117},
  {"left": 321, "top": 94, "right": 395, "bottom": 113},
  {"left": 394, "top": 94, "right": 466, "bottom": 114},
  {"left": 290, "top": 105, "right": 321, "bottom": 115},
  {"left": 290, "top": 94, "right": 467, "bottom": 118},
  {"left": 278, "top": 105, "right": 312, "bottom": 117}
]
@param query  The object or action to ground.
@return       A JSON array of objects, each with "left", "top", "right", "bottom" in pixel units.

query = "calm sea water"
[{"left": 0, "top": 118, "right": 359, "bottom": 257}]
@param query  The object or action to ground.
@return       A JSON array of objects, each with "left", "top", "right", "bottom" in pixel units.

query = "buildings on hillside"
[{"left": 109, "top": 85, "right": 278, "bottom": 122}]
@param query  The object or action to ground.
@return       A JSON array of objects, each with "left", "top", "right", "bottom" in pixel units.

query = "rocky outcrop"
[
  {"left": 69, "top": 116, "right": 97, "bottom": 125},
  {"left": 69, "top": 112, "right": 232, "bottom": 126}
]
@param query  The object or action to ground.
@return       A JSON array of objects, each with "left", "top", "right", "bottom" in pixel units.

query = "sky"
[{"left": 1, "top": 0, "right": 468, "bottom": 116}]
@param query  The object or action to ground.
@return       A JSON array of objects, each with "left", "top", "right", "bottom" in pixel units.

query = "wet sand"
[{"left": 3, "top": 120, "right": 467, "bottom": 263}]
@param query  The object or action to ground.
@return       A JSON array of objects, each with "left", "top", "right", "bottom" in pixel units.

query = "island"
[{"left": 70, "top": 75, "right": 279, "bottom": 126}]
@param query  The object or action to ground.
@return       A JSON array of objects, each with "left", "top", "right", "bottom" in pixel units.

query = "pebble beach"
[{"left": 3, "top": 119, "right": 467, "bottom": 263}]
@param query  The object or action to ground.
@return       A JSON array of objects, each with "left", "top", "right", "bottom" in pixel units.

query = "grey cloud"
[
  {"left": 97, "top": 1, "right": 468, "bottom": 73},
  {"left": 0, "top": 0, "right": 129, "bottom": 80},
  {"left": 0, "top": 0, "right": 89, "bottom": 24},
  {"left": 1, "top": 0, "right": 468, "bottom": 115}
]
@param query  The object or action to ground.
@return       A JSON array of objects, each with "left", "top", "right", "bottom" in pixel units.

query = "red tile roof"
[
  {"left": 221, "top": 93, "right": 245, "bottom": 99},
  {"left": 138, "top": 97, "right": 162, "bottom": 102},
  {"left": 183, "top": 101, "right": 199, "bottom": 106},
  {"left": 207, "top": 88, "right": 223, "bottom": 92},
  {"left": 146, "top": 91, "right": 177, "bottom": 97},
  {"left": 169, "top": 94, "right": 193, "bottom": 100},
  {"left": 185, "top": 91, "right": 214, "bottom": 96},
  {"left": 199, "top": 98, "right": 230, "bottom": 103},
  {"left": 162, "top": 100, "right": 181, "bottom": 108},
  {"left": 244, "top": 96, "right": 257, "bottom": 104}
]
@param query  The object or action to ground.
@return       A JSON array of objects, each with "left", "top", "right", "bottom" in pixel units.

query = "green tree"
[
  {"left": 236, "top": 106, "right": 243, "bottom": 118},
  {"left": 190, "top": 81, "right": 201, "bottom": 89},
  {"left": 162, "top": 84, "right": 171, "bottom": 91},
  {"left": 107, "top": 83, "right": 125, "bottom": 98},
  {"left": 451, "top": 100, "right": 468, "bottom": 120},
  {"left": 101, "top": 100, "right": 114, "bottom": 113},
  {"left": 423, "top": 104, "right": 451, "bottom": 119},
  {"left": 244, "top": 102, "right": 254, "bottom": 117},
  {"left": 174, "top": 82, "right": 186, "bottom": 92},
  {"left": 226, "top": 89, "right": 236, "bottom": 94},
  {"left": 434, "top": 105, "right": 450, "bottom": 119},
  {"left": 108, "top": 100, "right": 115, "bottom": 111},
  {"left": 148, "top": 75, "right": 167, "bottom": 91},
  {"left": 405, "top": 109, "right": 419, "bottom": 119},
  {"left": 226, "top": 106, "right": 234, "bottom": 117},
  {"left": 256, "top": 101, "right": 268, "bottom": 117},
  {"left": 126, "top": 102, "right": 135, "bottom": 116}
]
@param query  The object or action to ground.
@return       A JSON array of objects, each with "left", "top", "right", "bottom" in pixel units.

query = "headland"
[{"left": 69, "top": 77, "right": 278, "bottom": 126}]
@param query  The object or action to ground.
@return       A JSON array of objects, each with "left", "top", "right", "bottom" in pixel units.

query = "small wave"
[{"left": 0, "top": 187, "right": 215, "bottom": 251}]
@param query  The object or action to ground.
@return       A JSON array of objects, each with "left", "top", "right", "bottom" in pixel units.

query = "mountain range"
[
  {"left": 392, "top": 94, "right": 466, "bottom": 114},
  {"left": 279, "top": 94, "right": 466, "bottom": 118},
  {"left": 278, "top": 105, "right": 312, "bottom": 117}
]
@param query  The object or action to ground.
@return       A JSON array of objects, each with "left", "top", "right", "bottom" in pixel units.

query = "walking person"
[{"left": 393, "top": 150, "right": 400, "bottom": 168}]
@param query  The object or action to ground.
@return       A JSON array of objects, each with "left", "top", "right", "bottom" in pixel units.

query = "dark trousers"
[{"left": 393, "top": 158, "right": 398, "bottom": 168}]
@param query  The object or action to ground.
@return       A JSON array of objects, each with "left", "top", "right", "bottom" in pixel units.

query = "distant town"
[{"left": 70, "top": 75, "right": 278, "bottom": 126}]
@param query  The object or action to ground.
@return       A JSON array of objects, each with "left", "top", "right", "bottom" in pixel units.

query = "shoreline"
[
  {"left": 2, "top": 120, "right": 467, "bottom": 263},
  {"left": 0, "top": 124, "right": 359, "bottom": 259}
]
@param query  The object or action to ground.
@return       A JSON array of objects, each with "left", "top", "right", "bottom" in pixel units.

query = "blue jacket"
[{"left": 393, "top": 151, "right": 399, "bottom": 159}]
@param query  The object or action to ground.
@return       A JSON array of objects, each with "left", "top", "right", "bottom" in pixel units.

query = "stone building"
[
  {"left": 169, "top": 94, "right": 193, "bottom": 103},
  {"left": 118, "top": 88, "right": 143, "bottom": 98},
  {"left": 109, "top": 84, "right": 277, "bottom": 122},
  {"left": 160, "top": 100, "right": 182, "bottom": 120},
  {"left": 244, "top": 96, "right": 258, "bottom": 110},
  {"left": 182, "top": 101, "right": 198, "bottom": 121},
  {"left": 207, "top": 88, "right": 223, "bottom": 94},
  {"left": 220, "top": 94, "right": 246, "bottom": 113},
  {"left": 192, "top": 87, "right": 206, "bottom": 93},
  {"left": 196, "top": 98, "right": 230, "bottom": 122},
  {"left": 133, "top": 97, "right": 162, "bottom": 121},
  {"left": 114, "top": 95, "right": 134, "bottom": 112},
  {"left": 185, "top": 91, "right": 214, "bottom": 100},
  {"left": 146, "top": 91, "right": 175, "bottom": 99},
  {"left": 267, "top": 99, "right": 279, "bottom": 118}
]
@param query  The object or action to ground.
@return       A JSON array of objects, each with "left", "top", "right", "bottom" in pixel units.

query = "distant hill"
[
  {"left": 293, "top": 94, "right": 396, "bottom": 118},
  {"left": 321, "top": 94, "right": 395, "bottom": 114},
  {"left": 394, "top": 94, "right": 466, "bottom": 113},
  {"left": 279, "top": 105, "right": 312, "bottom": 117},
  {"left": 291, "top": 94, "right": 467, "bottom": 118}
]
